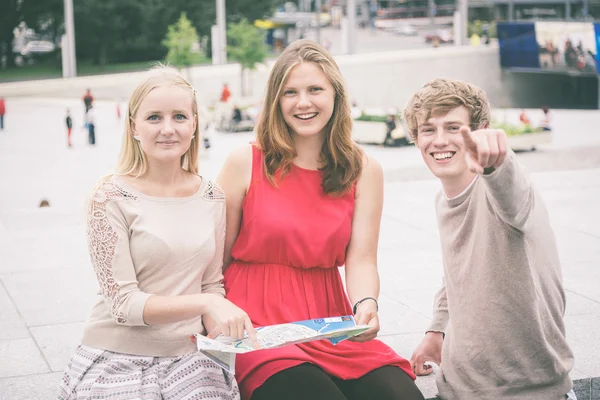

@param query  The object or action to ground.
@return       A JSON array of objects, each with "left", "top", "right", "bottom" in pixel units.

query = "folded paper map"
[{"left": 194, "top": 315, "right": 370, "bottom": 373}]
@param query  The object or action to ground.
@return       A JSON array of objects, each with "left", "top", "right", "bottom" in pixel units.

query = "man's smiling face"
[{"left": 416, "top": 106, "right": 474, "bottom": 185}]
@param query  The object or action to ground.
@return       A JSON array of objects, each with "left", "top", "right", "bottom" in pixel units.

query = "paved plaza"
[{"left": 0, "top": 97, "right": 599, "bottom": 399}]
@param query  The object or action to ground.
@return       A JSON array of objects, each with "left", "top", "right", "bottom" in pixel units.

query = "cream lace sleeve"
[
  {"left": 200, "top": 181, "right": 226, "bottom": 296},
  {"left": 87, "top": 181, "right": 152, "bottom": 326}
]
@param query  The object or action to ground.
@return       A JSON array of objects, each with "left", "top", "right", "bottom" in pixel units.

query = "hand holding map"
[{"left": 194, "top": 315, "right": 370, "bottom": 373}]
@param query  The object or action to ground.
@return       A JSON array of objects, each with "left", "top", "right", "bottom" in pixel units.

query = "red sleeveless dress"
[{"left": 223, "top": 145, "right": 415, "bottom": 399}]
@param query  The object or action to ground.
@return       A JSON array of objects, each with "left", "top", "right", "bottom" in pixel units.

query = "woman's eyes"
[
  {"left": 283, "top": 87, "right": 323, "bottom": 95},
  {"left": 146, "top": 114, "right": 188, "bottom": 121}
]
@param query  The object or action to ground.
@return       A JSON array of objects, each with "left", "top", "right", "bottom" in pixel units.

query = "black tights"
[{"left": 252, "top": 363, "right": 425, "bottom": 400}]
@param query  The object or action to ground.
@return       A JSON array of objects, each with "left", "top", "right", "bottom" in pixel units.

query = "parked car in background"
[
  {"left": 14, "top": 40, "right": 57, "bottom": 66},
  {"left": 20, "top": 40, "right": 55, "bottom": 56}
]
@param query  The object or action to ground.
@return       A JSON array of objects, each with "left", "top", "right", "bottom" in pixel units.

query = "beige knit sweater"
[
  {"left": 81, "top": 175, "right": 226, "bottom": 357},
  {"left": 428, "top": 152, "right": 574, "bottom": 400}
]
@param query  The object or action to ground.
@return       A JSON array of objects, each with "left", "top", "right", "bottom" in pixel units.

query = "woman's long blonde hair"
[
  {"left": 256, "top": 39, "right": 362, "bottom": 195},
  {"left": 116, "top": 66, "right": 199, "bottom": 177}
]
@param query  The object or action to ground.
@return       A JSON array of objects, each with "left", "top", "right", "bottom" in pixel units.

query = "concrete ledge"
[
  {"left": 415, "top": 376, "right": 600, "bottom": 400},
  {"left": 508, "top": 132, "right": 553, "bottom": 152},
  {"left": 0, "top": 44, "right": 506, "bottom": 108}
]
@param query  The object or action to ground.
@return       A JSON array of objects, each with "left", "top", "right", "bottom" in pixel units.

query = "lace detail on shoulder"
[
  {"left": 87, "top": 180, "right": 137, "bottom": 324},
  {"left": 202, "top": 180, "right": 225, "bottom": 202}
]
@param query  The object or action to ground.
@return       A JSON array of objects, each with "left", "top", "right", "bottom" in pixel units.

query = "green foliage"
[
  {"left": 355, "top": 114, "right": 388, "bottom": 123},
  {"left": 227, "top": 18, "right": 268, "bottom": 71},
  {"left": 162, "top": 13, "right": 199, "bottom": 68},
  {"left": 74, "top": 0, "right": 146, "bottom": 66},
  {"left": 355, "top": 114, "right": 402, "bottom": 123},
  {"left": 468, "top": 20, "right": 497, "bottom": 38},
  {"left": 22, "top": 0, "right": 64, "bottom": 42},
  {"left": 492, "top": 121, "right": 544, "bottom": 136},
  {"left": 2, "top": 0, "right": 282, "bottom": 70}
]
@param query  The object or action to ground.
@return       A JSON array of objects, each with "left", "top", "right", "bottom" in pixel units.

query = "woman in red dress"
[{"left": 217, "top": 39, "right": 423, "bottom": 400}]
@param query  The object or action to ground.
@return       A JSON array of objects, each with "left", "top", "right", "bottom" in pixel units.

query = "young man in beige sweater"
[{"left": 403, "top": 78, "right": 576, "bottom": 400}]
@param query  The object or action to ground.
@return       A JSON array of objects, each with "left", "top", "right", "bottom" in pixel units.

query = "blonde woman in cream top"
[{"left": 58, "top": 67, "right": 257, "bottom": 400}]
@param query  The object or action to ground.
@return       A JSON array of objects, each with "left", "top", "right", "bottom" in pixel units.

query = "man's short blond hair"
[{"left": 403, "top": 78, "right": 491, "bottom": 143}]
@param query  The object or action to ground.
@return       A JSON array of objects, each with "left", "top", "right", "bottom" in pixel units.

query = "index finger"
[
  {"left": 207, "top": 326, "right": 221, "bottom": 339},
  {"left": 460, "top": 126, "right": 477, "bottom": 152},
  {"left": 244, "top": 318, "right": 261, "bottom": 349}
]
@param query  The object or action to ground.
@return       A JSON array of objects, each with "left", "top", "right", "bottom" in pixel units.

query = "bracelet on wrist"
[{"left": 352, "top": 297, "right": 378, "bottom": 315}]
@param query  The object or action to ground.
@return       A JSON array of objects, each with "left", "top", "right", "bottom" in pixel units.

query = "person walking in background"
[
  {"left": 65, "top": 109, "right": 73, "bottom": 147},
  {"left": 58, "top": 66, "right": 254, "bottom": 400},
  {"left": 220, "top": 83, "right": 231, "bottom": 103},
  {"left": 86, "top": 105, "right": 96, "bottom": 145},
  {"left": 217, "top": 39, "right": 423, "bottom": 400},
  {"left": 82, "top": 89, "right": 94, "bottom": 113},
  {"left": 519, "top": 109, "right": 531, "bottom": 128},
  {"left": 384, "top": 109, "right": 397, "bottom": 146},
  {"left": 541, "top": 106, "right": 552, "bottom": 131},
  {"left": 0, "top": 97, "right": 6, "bottom": 130},
  {"left": 404, "top": 78, "right": 575, "bottom": 400},
  {"left": 115, "top": 98, "right": 122, "bottom": 121}
]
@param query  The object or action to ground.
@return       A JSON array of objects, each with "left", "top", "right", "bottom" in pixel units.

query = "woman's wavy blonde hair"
[
  {"left": 117, "top": 66, "right": 199, "bottom": 177},
  {"left": 256, "top": 39, "right": 363, "bottom": 195}
]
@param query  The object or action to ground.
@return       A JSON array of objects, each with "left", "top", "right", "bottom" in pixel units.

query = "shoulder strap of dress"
[{"left": 250, "top": 143, "right": 264, "bottom": 183}]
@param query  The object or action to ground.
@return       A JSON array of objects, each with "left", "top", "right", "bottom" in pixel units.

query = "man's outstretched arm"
[{"left": 461, "top": 126, "right": 534, "bottom": 231}]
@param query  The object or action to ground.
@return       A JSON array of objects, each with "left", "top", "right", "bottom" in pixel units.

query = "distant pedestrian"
[
  {"left": 541, "top": 106, "right": 552, "bottom": 131},
  {"left": 384, "top": 110, "right": 397, "bottom": 146},
  {"left": 66, "top": 109, "right": 73, "bottom": 147},
  {"left": 220, "top": 83, "right": 231, "bottom": 103},
  {"left": 86, "top": 105, "right": 96, "bottom": 145},
  {"left": 519, "top": 109, "right": 531, "bottom": 127},
  {"left": 369, "top": 0, "right": 378, "bottom": 32},
  {"left": 0, "top": 97, "right": 6, "bottom": 130},
  {"left": 115, "top": 98, "right": 122, "bottom": 121},
  {"left": 83, "top": 89, "right": 94, "bottom": 113}
]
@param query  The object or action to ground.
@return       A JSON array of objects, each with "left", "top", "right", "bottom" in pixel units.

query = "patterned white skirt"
[{"left": 57, "top": 345, "right": 240, "bottom": 400}]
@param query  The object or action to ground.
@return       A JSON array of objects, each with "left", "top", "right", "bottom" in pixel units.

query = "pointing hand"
[{"left": 460, "top": 126, "right": 507, "bottom": 174}]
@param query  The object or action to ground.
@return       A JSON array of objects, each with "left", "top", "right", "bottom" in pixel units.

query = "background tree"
[
  {"left": 0, "top": 0, "right": 284, "bottom": 70},
  {"left": 21, "top": 0, "right": 63, "bottom": 44},
  {"left": 162, "top": 12, "right": 199, "bottom": 69},
  {"left": 0, "top": 0, "right": 24, "bottom": 68},
  {"left": 159, "top": 0, "right": 281, "bottom": 58},
  {"left": 74, "top": 0, "right": 145, "bottom": 67},
  {"left": 227, "top": 18, "right": 269, "bottom": 96}
]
